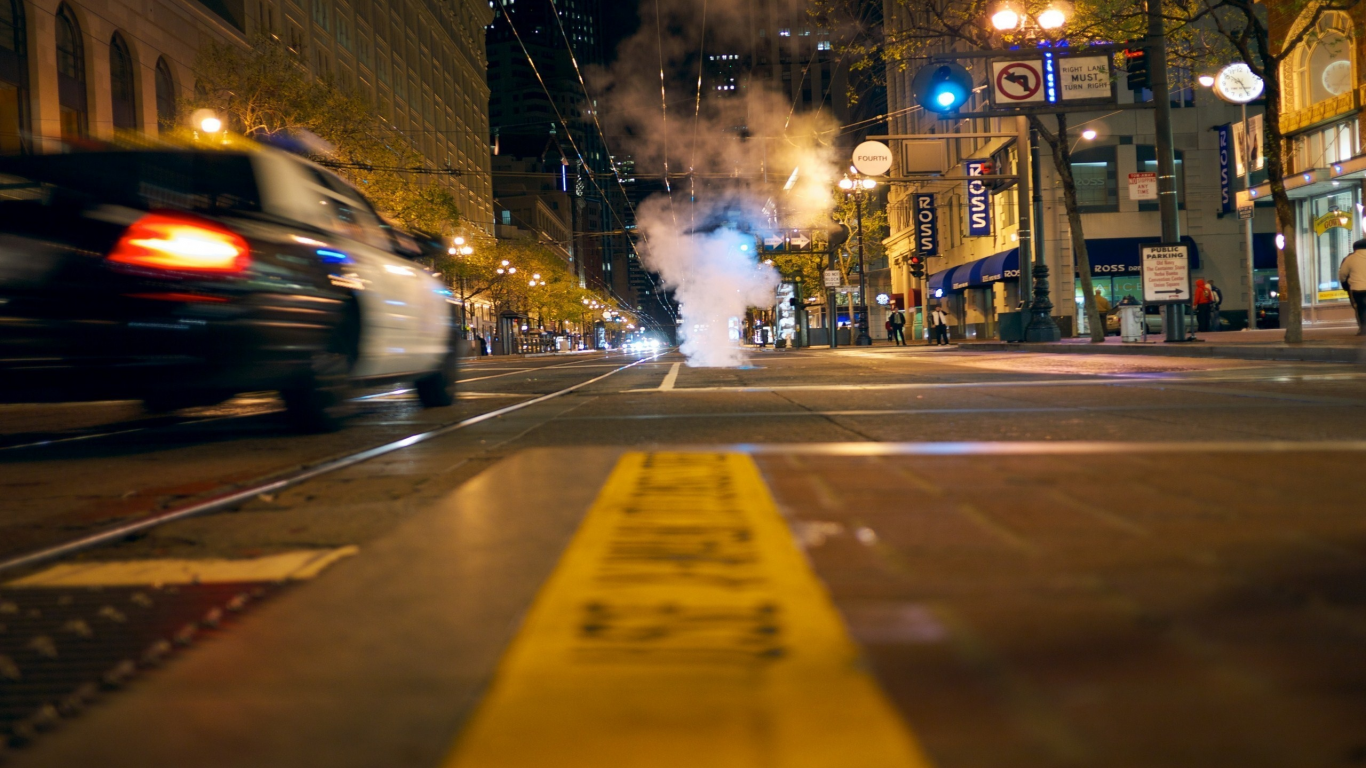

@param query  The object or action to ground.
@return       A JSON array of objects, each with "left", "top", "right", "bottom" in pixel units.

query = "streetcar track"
[
  {"left": 0, "top": 354, "right": 626, "bottom": 453},
  {"left": 0, "top": 352, "right": 664, "bottom": 576}
]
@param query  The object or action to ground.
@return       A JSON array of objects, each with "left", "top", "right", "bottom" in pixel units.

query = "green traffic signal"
[{"left": 912, "top": 62, "right": 974, "bottom": 115}]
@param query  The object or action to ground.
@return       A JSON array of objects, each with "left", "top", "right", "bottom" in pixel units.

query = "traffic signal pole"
[
  {"left": 1148, "top": 0, "right": 1187, "bottom": 342},
  {"left": 1017, "top": 115, "right": 1033, "bottom": 316}
]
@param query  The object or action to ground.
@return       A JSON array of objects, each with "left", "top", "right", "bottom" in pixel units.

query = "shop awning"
[
  {"left": 929, "top": 249, "right": 1022, "bottom": 296},
  {"left": 1252, "top": 233, "right": 1278, "bottom": 270},
  {"left": 1082, "top": 235, "right": 1201, "bottom": 276},
  {"left": 968, "top": 248, "right": 1021, "bottom": 285},
  {"left": 927, "top": 265, "right": 963, "bottom": 296}
]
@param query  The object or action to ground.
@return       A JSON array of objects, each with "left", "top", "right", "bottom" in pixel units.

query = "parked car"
[{"left": 0, "top": 145, "right": 459, "bottom": 430}]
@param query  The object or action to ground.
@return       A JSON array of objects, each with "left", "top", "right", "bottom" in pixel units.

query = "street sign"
[
  {"left": 1057, "top": 55, "right": 1111, "bottom": 100},
  {"left": 1238, "top": 206, "right": 1254, "bottom": 220},
  {"left": 1128, "top": 172, "right": 1157, "bottom": 201},
  {"left": 823, "top": 269, "right": 841, "bottom": 288},
  {"left": 1217, "top": 125, "right": 1233, "bottom": 213},
  {"left": 764, "top": 235, "right": 786, "bottom": 248},
  {"left": 852, "top": 141, "right": 893, "bottom": 176},
  {"left": 991, "top": 60, "right": 1045, "bottom": 104},
  {"left": 1140, "top": 243, "right": 1192, "bottom": 305},
  {"left": 790, "top": 234, "right": 811, "bottom": 249}
]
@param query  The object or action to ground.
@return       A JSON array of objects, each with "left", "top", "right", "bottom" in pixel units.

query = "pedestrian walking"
[
  {"left": 888, "top": 306, "right": 907, "bottom": 346},
  {"left": 931, "top": 305, "right": 951, "bottom": 346},
  {"left": 1207, "top": 280, "right": 1224, "bottom": 330},
  {"left": 1093, "top": 289, "right": 1112, "bottom": 335},
  {"left": 1193, "top": 278, "right": 1213, "bottom": 332},
  {"left": 1340, "top": 239, "right": 1366, "bottom": 335}
]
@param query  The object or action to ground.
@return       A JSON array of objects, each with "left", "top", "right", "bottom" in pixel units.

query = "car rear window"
[{"left": 0, "top": 151, "right": 262, "bottom": 213}]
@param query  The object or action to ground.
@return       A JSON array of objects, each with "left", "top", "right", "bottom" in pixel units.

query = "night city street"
[
  {"left": 5, "top": 346, "right": 1366, "bottom": 767},
  {"left": 4, "top": 0, "right": 1366, "bottom": 763}
]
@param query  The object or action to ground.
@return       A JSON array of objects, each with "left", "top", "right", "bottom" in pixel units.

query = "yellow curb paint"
[
  {"left": 443, "top": 452, "right": 932, "bottom": 768},
  {"left": 5, "top": 547, "right": 359, "bottom": 587}
]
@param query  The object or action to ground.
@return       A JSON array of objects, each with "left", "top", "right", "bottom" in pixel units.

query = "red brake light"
[{"left": 108, "top": 213, "right": 250, "bottom": 274}]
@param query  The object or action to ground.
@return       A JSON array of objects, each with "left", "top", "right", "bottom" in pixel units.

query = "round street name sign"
[{"left": 853, "top": 141, "right": 893, "bottom": 176}]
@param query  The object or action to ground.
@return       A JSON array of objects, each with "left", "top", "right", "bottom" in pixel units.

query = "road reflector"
[
  {"left": 443, "top": 452, "right": 931, "bottom": 767},
  {"left": 5, "top": 547, "right": 359, "bottom": 587}
]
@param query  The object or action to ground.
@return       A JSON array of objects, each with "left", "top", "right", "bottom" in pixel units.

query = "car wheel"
[
  {"left": 283, "top": 299, "right": 359, "bottom": 432},
  {"left": 415, "top": 318, "right": 459, "bottom": 408}
]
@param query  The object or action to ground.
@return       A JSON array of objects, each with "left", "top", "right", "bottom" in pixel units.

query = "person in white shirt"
[
  {"left": 931, "top": 306, "right": 951, "bottom": 346},
  {"left": 1340, "top": 240, "right": 1366, "bottom": 335}
]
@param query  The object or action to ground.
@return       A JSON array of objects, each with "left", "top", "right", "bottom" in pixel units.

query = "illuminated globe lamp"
[
  {"left": 1036, "top": 4, "right": 1067, "bottom": 29},
  {"left": 991, "top": 3, "right": 1020, "bottom": 30},
  {"left": 1198, "top": 74, "right": 1216, "bottom": 87}
]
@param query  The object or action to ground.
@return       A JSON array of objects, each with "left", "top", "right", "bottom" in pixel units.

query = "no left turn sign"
[{"left": 991, "top": 60, "right": 1045, "bottom": 103}]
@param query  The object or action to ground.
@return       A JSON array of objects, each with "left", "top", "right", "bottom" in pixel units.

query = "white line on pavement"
[{"left": 659, "top": 362, "right": 682, "bottom": 391}]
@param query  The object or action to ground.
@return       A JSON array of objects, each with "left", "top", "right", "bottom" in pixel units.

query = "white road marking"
[{"left": 659, "top": 362, "right": 682, "bottom": 391}]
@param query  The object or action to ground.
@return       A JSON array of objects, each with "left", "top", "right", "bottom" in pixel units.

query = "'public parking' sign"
[{"left": 1140, "top": 243, "right": 1192, "bottom": 305}]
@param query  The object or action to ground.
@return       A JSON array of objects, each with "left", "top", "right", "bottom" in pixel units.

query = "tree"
[
  {"left": 815, "top": 0, "right": 1161, "bottom": 342},
  {"left": 186, "top": 35, "right": 460, "bottom": 235},
  {"left": 1165, "top": 0, "right": 1360, "bottom": 343}
]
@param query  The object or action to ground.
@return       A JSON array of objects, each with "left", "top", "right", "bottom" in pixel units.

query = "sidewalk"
[{"left": 965, "top": 325, "right": 1366, "bottom": 364}]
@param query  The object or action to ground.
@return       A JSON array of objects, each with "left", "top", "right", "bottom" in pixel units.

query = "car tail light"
[{"left": 107, "top": 213, "right": 250, "bottom": 275}]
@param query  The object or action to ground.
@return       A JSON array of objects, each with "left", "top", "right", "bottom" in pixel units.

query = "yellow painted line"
[
  {"left": 443, "top": 452, "right": 932, "bottom": 768},
  {"left": 5, "top": 547, "right": 359, "bottom": 587}
]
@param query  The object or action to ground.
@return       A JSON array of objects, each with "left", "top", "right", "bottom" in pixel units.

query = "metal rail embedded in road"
[{"left": 0, "top": 353, "right": 664, "bottom": 576}]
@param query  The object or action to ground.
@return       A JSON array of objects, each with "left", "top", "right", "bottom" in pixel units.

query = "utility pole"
[
  {"left": 1149, "top": 0, "right": 1187, "bottom": 342},
  {"left": 854, "top": 194, "right": 872, "bottom": 345}
]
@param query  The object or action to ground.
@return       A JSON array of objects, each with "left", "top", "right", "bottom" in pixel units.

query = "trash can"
[{"left": 1119, "top": 304, "right": 1143, "bottom": 342}]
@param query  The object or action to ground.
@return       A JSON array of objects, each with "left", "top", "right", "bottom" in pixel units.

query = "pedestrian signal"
[
  {"left": 1124, "top": 48, "right": 1149, "bottom": 91},
  {"left": 911, "top": 62, "right": 973, "bottom": 114}
]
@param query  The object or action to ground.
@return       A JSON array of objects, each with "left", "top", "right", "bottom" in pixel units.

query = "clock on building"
[
  {"left": 1323, "top": 60, "right": 1352, "bottom": 96},
  {"left": 1213, "top": 62, "right": 1265, "bottom": 104}
]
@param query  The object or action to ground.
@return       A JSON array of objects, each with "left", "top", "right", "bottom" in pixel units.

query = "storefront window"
[
  {"left": 1301, "top": 188, "right": 1360, "bottom": 303},
  {"left": 1071, "top": 146, "right": 1117, "bottom": 212}
]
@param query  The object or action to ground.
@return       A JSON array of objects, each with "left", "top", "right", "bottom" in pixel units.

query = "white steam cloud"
[
  {"left": 591, "top": 0, "right": 844, "bottom": 367},
  {"left": 636, "top": 199, "right": 780, "bottom": 368}
]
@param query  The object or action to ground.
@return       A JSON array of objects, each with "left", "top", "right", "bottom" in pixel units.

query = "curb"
[{"left": 966, "top": 341, "right": 1365, "bottom": 364}]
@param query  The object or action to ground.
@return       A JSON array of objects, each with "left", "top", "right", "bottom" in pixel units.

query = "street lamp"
[
  {"left": 838, "top": 172, "right": 878, "bottom": 346},
  {"left": 991, "top": 1, "right": 1069, "bottom": 35}
]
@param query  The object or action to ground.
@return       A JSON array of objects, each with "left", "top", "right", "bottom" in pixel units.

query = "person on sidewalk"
[
  {"left": 1193, "top": 278, "right": 1213, "bottom": 332},
  {"left": 1340, "top": 240, "right": 1366, "bottom": 335},
  {"left": 1094, "top": 289, "right": 1111, "bottom": 335},
  {"left": 888, "top": 306, "right": 907, "bottom": 346},
  {"left": 931, "top": 305, "right": 951, "bottom": 346},
  {"left": 1207, "top": 280, "right": 1224, "bottom": 330}
]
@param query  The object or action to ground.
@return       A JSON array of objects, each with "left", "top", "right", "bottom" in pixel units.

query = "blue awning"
[
  {"left": 928, "top": 265, "right": 963, "bottom": 295},
  {"left": 1252, "top": 233, "right": 1278, "bottom": 270},
  {"left": 971, "top": 248, "right": 1021, "bottom": 285},
  {"left": 1082, "top": 235, "right": 1201, "bottom": 276}
]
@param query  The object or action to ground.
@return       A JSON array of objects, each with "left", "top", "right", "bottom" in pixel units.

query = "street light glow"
[
  {"left": 1037, "top": 5, "right": 1066, "bottom": 29},
  {"left": 1081, "top": 129, "right": 1098, "bottom": 140},
  {"left": 1198, "top": 74, "right": 1216, "bottom": 87},
  {"left": 838, "top": 177, "right": 855, "bottom": 190},
  {"left": 862, "top": 178, "right": 877, "bottom": 190},
  {"left": 453, "top": 236, "right": 466, "bottom": 246},
  {"left": 991, "top": 5, "right": 1020, "bottom": 30},
  {"left": 200, "top": 116, "right": 222, "bottom": 133}
]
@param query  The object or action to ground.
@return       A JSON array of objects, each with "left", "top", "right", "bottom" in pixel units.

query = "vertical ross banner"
[
  {"left": 913, "top": 194, "right": 938, "bottom": 257},
  {"left": 1217, "top": 124, "right": 1233, "bottom": 214},
  {"left": 965, "top": 161, "right": 993, "bottom": 237}
]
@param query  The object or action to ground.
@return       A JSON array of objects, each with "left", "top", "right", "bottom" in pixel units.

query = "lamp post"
[
  {"left": 838, "top": 172, "right": 878, "bottom": 345},
  {"left": 990, "top": 1, "right": 1066, "bottom": 342},
  {"left": 1201, "top": 65, "right": 1264, "bottom": 331},
  {"left": 449, "top": 236, "right": 476, "bottom": 340}
]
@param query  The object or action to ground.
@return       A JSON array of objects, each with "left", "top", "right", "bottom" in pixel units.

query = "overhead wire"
[
  {"left": 687, "top": 0, "right": 708, "bottom": 231},
  {"left": 494, "top": 0, "right": 660, "bottom": 321},
  {"left": 544, "top": 0, "right": 677, "bottom": 323}
]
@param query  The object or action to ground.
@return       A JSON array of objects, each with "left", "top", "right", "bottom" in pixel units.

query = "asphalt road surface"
[{"left": 4, "top": 346, "right": 1366, "bottom": 768}]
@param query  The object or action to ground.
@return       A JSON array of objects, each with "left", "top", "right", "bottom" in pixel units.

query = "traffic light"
[
  {"left": 909, "top": 253, "right": 926, "bottom": 279},
  {"left": 1125, "top": 48, "right": 1149, "bottom": 92},
  {"left": 911, "top": 62, "right": 973, "bottom": 114}
]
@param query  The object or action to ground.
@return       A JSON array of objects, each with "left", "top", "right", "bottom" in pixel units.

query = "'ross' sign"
[
  {"left": 913, "top": 194, "right": 938, "bottom": 256},
  {"left": 965, "top": 161, "right": 993, "bottom": 237},
  {"left": 1217, "top": 124, "right": 1233, "bottom": 213}
]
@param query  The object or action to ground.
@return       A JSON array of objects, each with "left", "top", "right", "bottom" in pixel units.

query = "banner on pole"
[
  {"left": 1217, "top": 124, "right": 1233, "bottom": 214},
  {"left": 965, "top": 161, "right": 993, "bottom": 237},
  {"left": 913, "top": 194, "right": 938, "bottom": 256}
]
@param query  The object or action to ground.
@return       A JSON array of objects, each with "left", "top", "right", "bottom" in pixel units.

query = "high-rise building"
[{"left": 0, "top": 0, "right": 493, "bottom": 234}]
